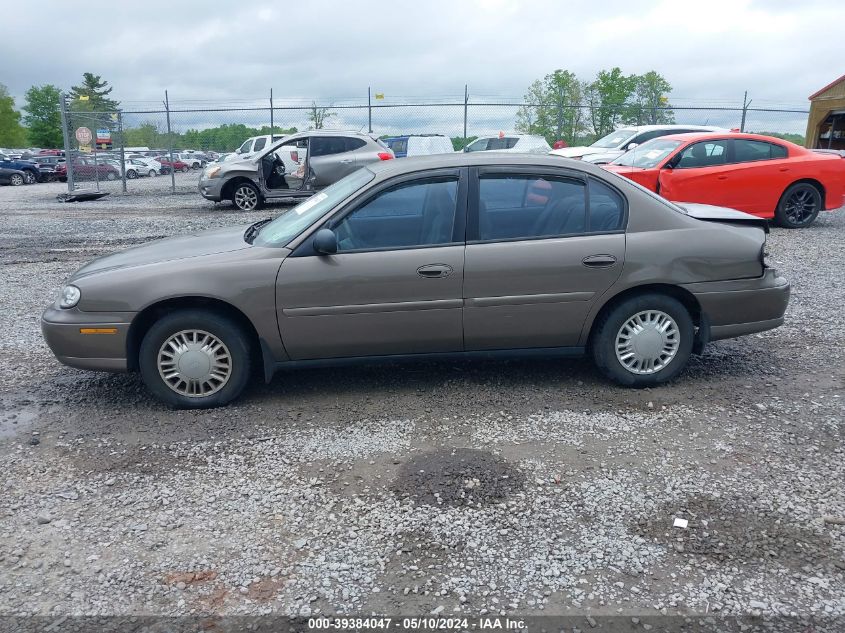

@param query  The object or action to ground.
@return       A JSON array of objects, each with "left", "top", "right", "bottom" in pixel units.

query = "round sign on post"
[{"left": 75, "top": 127, "right": 93, "bottom": 145}]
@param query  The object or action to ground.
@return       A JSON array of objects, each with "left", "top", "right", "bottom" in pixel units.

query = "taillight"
[
  {"left": 291, "top": 151, "right": 299, "bottom": 163},
  {"left": 377, "top": 152, "right": 393, "bottom": 161}
]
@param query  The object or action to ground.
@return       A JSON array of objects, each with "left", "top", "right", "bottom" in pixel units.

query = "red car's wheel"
[
  {"left": 181, "top": 165, "right": 189, "bottom": 173},
  {"left": 775, "top": 182, "right": 822, "bottom": 229}
]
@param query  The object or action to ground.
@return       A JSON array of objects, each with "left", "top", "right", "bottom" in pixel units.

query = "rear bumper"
[
  {"left": 682, "top": 269, "right": 790, "bottom": 342},
  {"left": 41, "top": 306, "right": 133, "bottom": 373}
]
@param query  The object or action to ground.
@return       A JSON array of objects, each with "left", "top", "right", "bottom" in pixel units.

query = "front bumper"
[
  {"left": 198, "top": 177, "right": 225, "bottom": 202},
  {"left": 682, "top": 268, "right": 790, "bottom": 341},
  {"left": 41, "top": 306, "right": 134, "bottom": 373}
]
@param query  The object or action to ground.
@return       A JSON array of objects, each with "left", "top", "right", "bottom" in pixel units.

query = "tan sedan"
[{"left": 42, "top": 154, "right": 789, "bottom": 408}]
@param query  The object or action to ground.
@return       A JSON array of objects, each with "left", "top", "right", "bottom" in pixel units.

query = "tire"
[
  {"left": 774, "top": 182, "right": 822, "bottom": 228},
  {"left": 9, "top": 173, "right": 24, "bottom": 186},
  {"left": 126, "top": 169, "right": 137, "bottom": 180},
  {"left": 591, "top": 293, "right": 694, "bottom": 387},
  {"left": 232, "top": 181, "right": 263, "bottom": 211},
  {"left": 181, "top": 166, "right": 190, "bottom": 173},
  {"left": 23, "top": 171, "right": 36, "bottom": 184},
  {"left": 149, "top": 170, "right": 156, "bottom": 177},
  {"left": 139, "top": 309, "right": 252, "bottom": 409},
  {"left": 106, "top": 172, "right": 117, "bottom": 181}
]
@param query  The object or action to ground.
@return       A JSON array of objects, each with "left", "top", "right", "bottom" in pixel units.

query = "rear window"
[
  {"left": 487, "top": 137, "right": 518, "bottom": 150},
  {"left": 311, "top": 136, "right": 351, "bottom": 157},
  {"left": 384, "top": 138, "right": 408, "bottom": 155}
]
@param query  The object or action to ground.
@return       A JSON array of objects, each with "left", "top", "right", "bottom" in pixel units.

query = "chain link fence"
[{"left": 57, "top": 91, "right": 811, "bottom": 197}]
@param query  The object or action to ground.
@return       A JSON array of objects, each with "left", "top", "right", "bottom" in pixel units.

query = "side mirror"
[
  {"left": 626, "top": 142, "right": 639, "bottom": 151},
  {"left": 312, "top": 228, "right": 337, "bottom": 255}
]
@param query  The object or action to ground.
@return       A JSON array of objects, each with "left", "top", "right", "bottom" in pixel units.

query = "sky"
[{"left": 2, "top": 0, "right": 843, "bottom": 136}]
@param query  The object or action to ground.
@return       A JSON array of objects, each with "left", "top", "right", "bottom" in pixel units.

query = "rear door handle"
[
  {"left": 582, "top": 254, "right": 617, "bottom": 268},
  {"left": 717, "top": 175, "right": 728, "bottom": 180},
  {"left": 778, "top": 167, "right": 789, "bottom": 172},
  {"left": 417, "top": 263, "right": 453, "bottom": 278},
  {"left": 340, "top": 158, "right": 354, "bottom": 164}
]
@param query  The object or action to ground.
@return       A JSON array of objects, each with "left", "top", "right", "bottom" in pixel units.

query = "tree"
[
  {"left": 69, "top": 73, "right": 119, "bottom": 112},
  {"left": 515, "top": 72, "right": 590, "bottom": 145},
  {"left": 0, "top": 84, "right": 27, "bottom": 147},
  {"left": 629, "top": 71, "right": 674, "bottom": 125},
  {"left": 587, "top": 68, "right": 637, "bottom": 138},
  {"left": 308, "top": 101, "right": 335, "bottom": 129},
  {"left": 23, "top": 85, "right": 63, "bottom": 147}
]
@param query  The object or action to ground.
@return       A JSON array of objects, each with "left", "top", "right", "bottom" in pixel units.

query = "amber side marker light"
[{"left": 79, "top": 328, "right": 118, "bottom": 335}]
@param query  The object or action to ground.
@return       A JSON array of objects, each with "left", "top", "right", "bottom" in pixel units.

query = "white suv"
[
  {"left": 462, "top": 134, "right": 551, "bottom": 154},
  {"left": 551, "top": 125, "right": 726, "bottom": 164}
]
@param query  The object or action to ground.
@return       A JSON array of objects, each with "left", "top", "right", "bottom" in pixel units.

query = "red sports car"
[{"left": 602, "top": 132, "right": 845, "bottom": 228}]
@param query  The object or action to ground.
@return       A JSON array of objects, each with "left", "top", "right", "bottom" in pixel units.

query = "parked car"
[
  {"left": 381, "top": 134, "right": 454, "bottom": 157},
  {"left": 0, "top": 153, "right": 41, "bottom": 184},
  {"left": 0, "top": 167, "right": 27, "bottom": 186},
  {"left": 128, "top": 157, "right": 163, "bottom": 176},
  {"left": 43, "top": 153, "right": 789, "bottom": 408},
  {"left": 602, "top": 132, "right": 845, "bottom": 228},
  {"left": 55, "top": 159, "right": 120, "bottom": 182},
  {"left": 199, "top": 130, "right": 394, "bottom": 211},
  {"left": 551, "top": 125, "right": 726, "bottom": 164},
  {"left": 155, "top": 157, "right": 191, "bottom": 173},
  {"left": 461, "top": 134, "right": 551, "bottom": 154},
  {"left": 120, "top": 158, "right": 159, "bottom": 179},
  {"left": 172, "top": 153, "right": 207, "bottom": 169},
  {"left": 38, "top": 149, "right": 65, "bottom": 156}
]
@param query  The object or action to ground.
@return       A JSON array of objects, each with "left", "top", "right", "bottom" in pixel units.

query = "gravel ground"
[{"left": 0, "top": 182, "right": 843, "bottom": 628}]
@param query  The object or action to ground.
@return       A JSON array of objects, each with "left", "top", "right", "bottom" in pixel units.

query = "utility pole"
[
  {"left": 270, "top": 88, "right": 274, "bottom": 139},
  {"left": 165, "top": 90, "right": 175, "bottom": 193},
  {"left": 740, "top": 91, "right": 750, "bottom": 132},
  {"left": 463, "top": 84, "right": 469, "bottom": 142},
  {"left": 368, "top": 86, "right": 372, "bottom": 133},
  {"left": 59, "top": 93, "right": 75, "bottom": 192}
]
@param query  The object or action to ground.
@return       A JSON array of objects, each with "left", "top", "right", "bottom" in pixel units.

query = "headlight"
[
  {"left": 205, "top": 166, "right": 221, "bottom": 179},
  {"left": 59, "top": 285, "right": 81, "bottom": 309}
]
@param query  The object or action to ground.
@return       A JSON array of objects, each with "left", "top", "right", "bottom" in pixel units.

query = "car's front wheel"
[
  {"left": 126, "top": 169, "right": 137, "bottom": 179},
  {"left": 149, "top": 169, "right": 157, "bottom": 177},
  {"left": 106, "top": 172, "right": 117, "bottom": 181},
  {"left": 139, "top": 310, "right": 252, "bottom": 408},
  {"left": 9, "top": 173, "right": 25, "bottom": 186},
  {"left": 775, "top": 182, "right": 821, "bottom": 228},
  {"left": 591, "top": 293, "right": 693, "bottom": 387},
  {"left": 232, "top": 182, "right": 262, "bottom": 211},
  {"left": 181, "top": 165, "right": 190, "bottom": 173}
]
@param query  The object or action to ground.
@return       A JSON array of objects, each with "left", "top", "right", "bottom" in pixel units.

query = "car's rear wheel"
[
  {"left": 591, "top": 293, "right": 693, "bottom": 387},
  {"left": 775, "top": 182, "right": 821, "bottom": 228},
  {"left": 9, "top": 173, "right": 24, "bottom": 186},
  {"left": 23, "top": 171, "right": 36, "bottom": 184},
  {"left": 181, "top": 165, "right": 190, "bottom": 173},
  {"left": 139, "top": 310, "right": 252, "bottom": 409},
  {"left": 232, "top": 182, "right": 262, "bottom": 211},
  {"left": 126, "top": 169, "right": 137, "bottom": 179}
]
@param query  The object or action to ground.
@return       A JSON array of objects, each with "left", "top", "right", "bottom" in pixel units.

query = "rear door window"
[
  {"left": 732, "top": 139, "right": 787, "bottom": 162},
  {"left": 253, "top": 138, "right": 267, "bottom": 151},
  {"left": 345, "top": 137, "right": 367, "bottom": 152},
  {"left": 311, "top": 137, "right": 349, "bottom": 157},
  {"left": 477, "top": 174, "right": 587, "bottom": 240}
]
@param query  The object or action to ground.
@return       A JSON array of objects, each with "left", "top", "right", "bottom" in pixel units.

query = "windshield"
[
  {"left": 611, "top": 139, "right": 682, "bottom": 168},
  {"left": 591, "top": 128, "right": 638, "bottom": 149},
  {"left": 254, "top": 168, "right": 375, "bottom": 247}
]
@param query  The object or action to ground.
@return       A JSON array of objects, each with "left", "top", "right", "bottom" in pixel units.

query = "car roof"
[
  {"left": 649, "top": 131, "right": 796, "bottom": 144},
  {"left": 618, "top": 124, "right": 726, "bottom": 132},
  {"left": 366, "top": 152, "right": 608, "bottom": 177}
]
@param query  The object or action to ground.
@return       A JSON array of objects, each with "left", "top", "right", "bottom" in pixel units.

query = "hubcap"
[
  {"left": 234, "top": 186, "right": 258, "bottom": 210},
  {"left": 157, "top": 329, "right": 232, "bottom": 398},
  {"left": 24, "top": 173, "right": 35, "bottom": 183},
  {"left": 615, "top": 310, "right": 680, "bottom": 375},
  {"left": 784, "top": 188, "right": 818, "bottom": 224},
  {"left": 11, "top": 175, "right": 23, "bottom": 185}
]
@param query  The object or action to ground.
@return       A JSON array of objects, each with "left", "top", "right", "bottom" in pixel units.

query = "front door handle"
[
  {"left": 582, "top": 254, "right": 617, "bottom": 268},
  {"left": 417, "top": 263, "right": 453, "bottom": 278}
]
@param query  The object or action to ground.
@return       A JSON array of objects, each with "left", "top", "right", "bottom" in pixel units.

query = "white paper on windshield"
[
  {"left": 644, "top": 150, "right": 663, "bottom": 160},
  {"left": 295, "top": 192, "right": 328, "bottom": 215}
]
